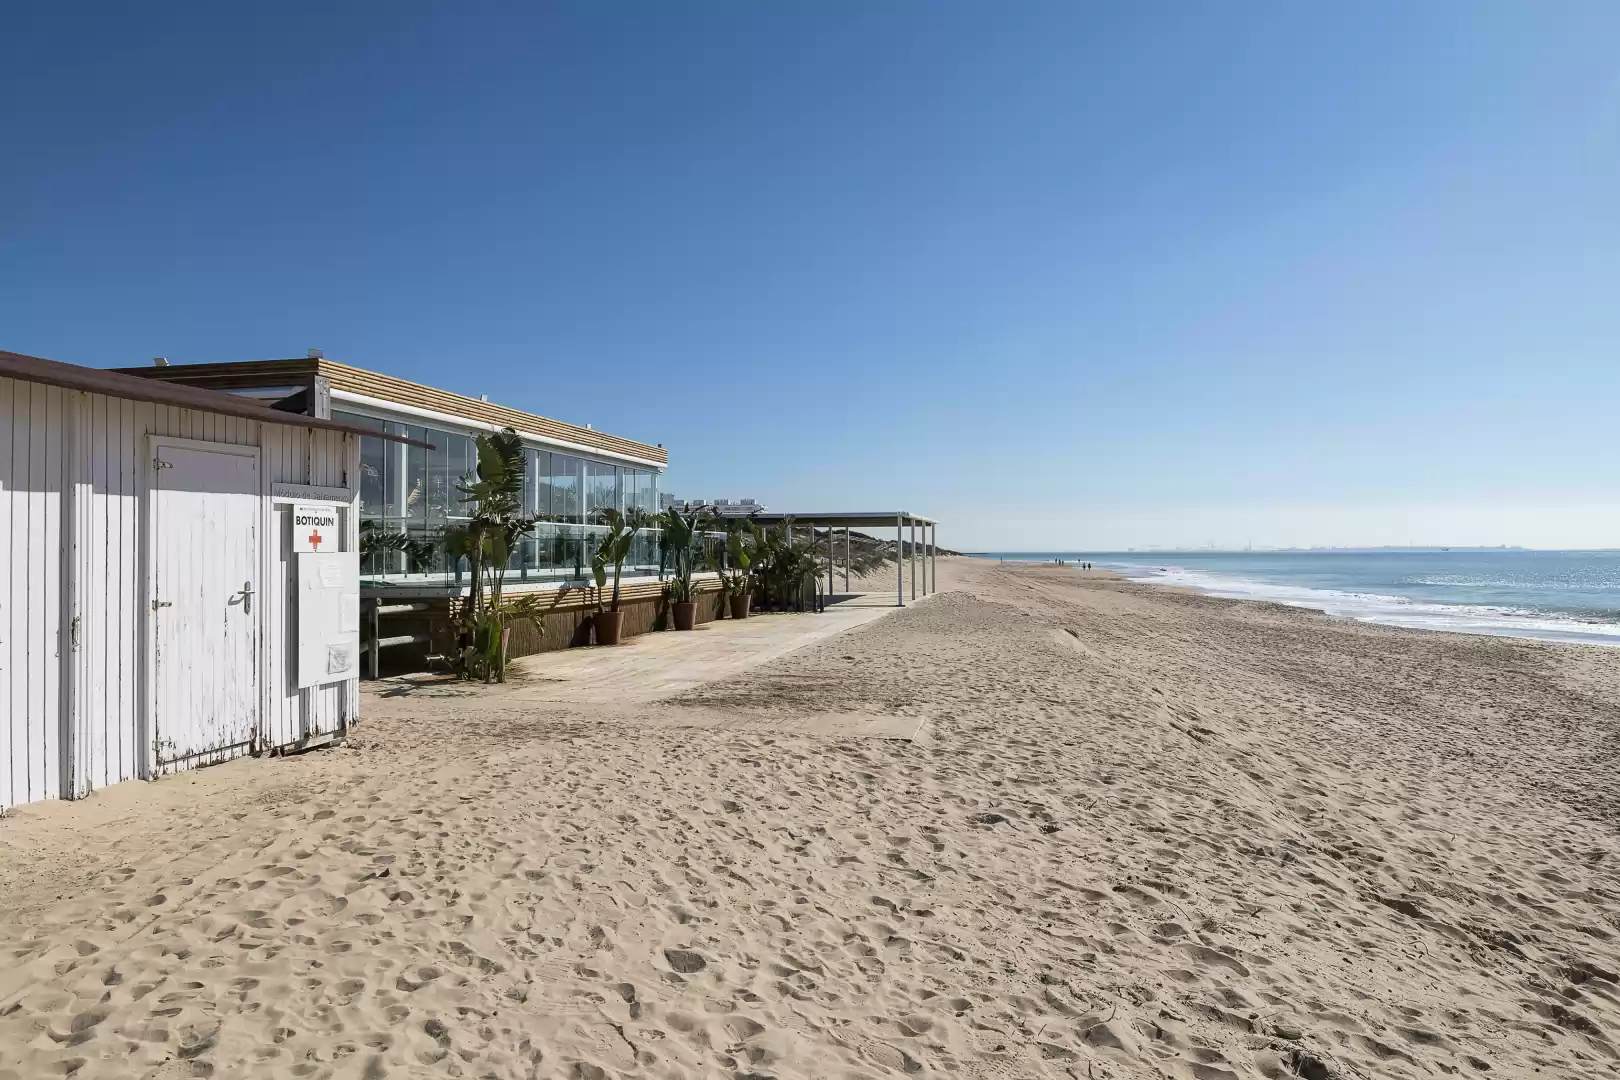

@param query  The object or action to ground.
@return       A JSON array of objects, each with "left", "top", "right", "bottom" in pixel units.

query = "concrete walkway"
[{"left": 497, "top": 593, "right": 908, "bottom": 704}]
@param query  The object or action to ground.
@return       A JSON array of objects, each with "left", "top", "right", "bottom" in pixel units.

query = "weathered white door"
[{"left": 148, "top": 440, "right": 260, "bottom": 772}]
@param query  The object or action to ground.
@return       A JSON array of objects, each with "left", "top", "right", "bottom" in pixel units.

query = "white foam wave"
[{"left": 1115, "top": 564, "right": 1620, "bottom": 647}]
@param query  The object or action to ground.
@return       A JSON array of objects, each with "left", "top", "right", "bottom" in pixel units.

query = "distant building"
[{"left": 660, "top": 496, "right": 765, "bottom": 517}]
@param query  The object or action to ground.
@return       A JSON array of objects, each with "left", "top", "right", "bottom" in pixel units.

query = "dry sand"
[{"left": 4, "top": 558, "right": 1620, "bottom": 1079}]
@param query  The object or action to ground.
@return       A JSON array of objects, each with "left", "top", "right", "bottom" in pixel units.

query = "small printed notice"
[
  {"left": 293, "top": 504, "right": 340, "bottom": 553},
  {"left": 327, "top": 644, "right": 354, "bottom": 674},
  {"left": 297, "top": 550, "right": 361, "bottom": 689}
]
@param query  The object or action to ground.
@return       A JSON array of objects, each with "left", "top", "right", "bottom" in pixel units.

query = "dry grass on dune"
[{"left": 1, "top": 558, "right": 1619, "bottom": 1079}]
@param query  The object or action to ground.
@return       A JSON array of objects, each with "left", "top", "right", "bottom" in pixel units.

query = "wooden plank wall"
[{"left": 0, "top": 378, "right": 358, "bottom": 808}]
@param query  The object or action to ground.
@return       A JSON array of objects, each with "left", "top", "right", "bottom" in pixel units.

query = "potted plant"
[
  {"left": 440, "top": 428, "right": 537, "bottom": 682},
  {"left": 712, "top": 518, "right": 756, "bottom": 619},
  {"left": 660, "top": 504, "right": 706, "bottom": 630},
  {"left": 589, "top": 507, "right": 644, "bottom": 645},
  {"left": 750, "top": 518, "right": 825, "bottom": 612}
]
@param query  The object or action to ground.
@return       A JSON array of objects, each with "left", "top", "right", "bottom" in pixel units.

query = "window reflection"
[
  {"left": 585, "top": 461, "right": 618, "bottom": 521},
  {"left": 342, "top": 409, "right": 658, "bottom": 584},
  {"left": 526, "top": 448, "right": 550, "bottom": 518},
  {"left": 550, "top": 454, "right": 582, "bottom": 523}
]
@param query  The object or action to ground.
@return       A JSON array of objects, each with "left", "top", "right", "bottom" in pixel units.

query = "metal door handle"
[
  {"left": 240, "top": 581, "right": 253, "bottom": 615},
  {"left": 152, "top": 600, "right": 172, "bottom": 611}
]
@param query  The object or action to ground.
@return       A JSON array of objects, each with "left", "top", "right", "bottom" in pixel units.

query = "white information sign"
[
  {"left": 292, "top": 503, "right": 340, "bottom": 553},
  {"left": 297, "top": 550, "right": 361, "bottom": 688}
]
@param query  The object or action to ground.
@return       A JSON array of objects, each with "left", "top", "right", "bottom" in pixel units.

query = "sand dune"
[{"left": 3, "top": 558, "right": 1620, "bottom": 1078}]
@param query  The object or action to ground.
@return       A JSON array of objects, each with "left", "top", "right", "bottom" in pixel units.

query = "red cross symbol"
[{"left": 307, "top": 529, "right": 323, "bottom": 550}]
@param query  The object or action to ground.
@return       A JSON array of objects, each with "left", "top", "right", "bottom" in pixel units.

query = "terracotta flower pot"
[
  {"left": 672, "top": 601, "right": 698, "bottom": 631},
  {"left": 728, "top": 593, "right": 750, "bottom": 620},
  {"left": 595, "top": 610, "right": 625, "bottom": 646}
]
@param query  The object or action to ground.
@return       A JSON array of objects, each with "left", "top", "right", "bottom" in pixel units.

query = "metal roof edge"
[
  {"left": 1, "top": 351, "right": 432, "bottom": 448},
  {"left": 111, "top": 356, "right": 666, "bottom": 465}
]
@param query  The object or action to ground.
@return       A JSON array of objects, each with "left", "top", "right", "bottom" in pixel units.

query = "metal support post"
[
  {"left": 826, "top": 526, "right": 834, "bottom": 597},
  {"left": 929, "top": 523, "right": 936, "bottom": 594},
  {"left": 926, "top": 521, "right": 939, "bottom": 595},
  {"left": 910, "top": 519, "right": 917, "bottom": 601},
  {"left": 369, "top": 598, "right": 379, "bottom": 679},
  {"left": 897, "top": 513, "right": 904, "bottom": 606}
]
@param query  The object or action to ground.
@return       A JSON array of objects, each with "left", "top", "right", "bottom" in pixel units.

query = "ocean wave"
[{"left": 1115, "top": 564, "right": 1620, "bottom": 647}]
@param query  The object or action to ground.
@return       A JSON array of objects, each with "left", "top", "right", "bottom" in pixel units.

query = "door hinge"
[
  {"left": 153, "top": 457, "right": 173, "bottom": 470},
  {"left": 71, "top": 614, "right": 81, "bottom": 650}
]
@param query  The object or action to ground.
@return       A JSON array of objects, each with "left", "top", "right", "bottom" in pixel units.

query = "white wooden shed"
[{"left": 0, "top": 350, "right": 422, "bottom": 809}]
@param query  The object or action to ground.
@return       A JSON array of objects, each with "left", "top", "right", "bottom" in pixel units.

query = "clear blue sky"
[{"left": 5, "top": 3, "right": 1619, "bottom": 550}]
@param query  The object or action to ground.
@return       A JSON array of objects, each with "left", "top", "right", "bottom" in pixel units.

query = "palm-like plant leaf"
[{"left": 442, "top": 427, "right": 537, "bottom": 681}]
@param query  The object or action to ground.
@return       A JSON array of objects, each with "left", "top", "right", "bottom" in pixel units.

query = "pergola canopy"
[
  {"left": 741, "top": 510, "right": 936, "bottom": 528},
  {"left": 743, "top": 510, "right": 938, "bottom": 607}
]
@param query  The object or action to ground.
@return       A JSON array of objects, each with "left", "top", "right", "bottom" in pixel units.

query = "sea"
[{"left": 971, "top": 549, "right": 1620, "bottom": 647}]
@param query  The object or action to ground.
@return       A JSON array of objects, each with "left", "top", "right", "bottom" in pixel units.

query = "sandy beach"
[{"left": 4, "top": 557, "right": 1620, "bottom": 1079}]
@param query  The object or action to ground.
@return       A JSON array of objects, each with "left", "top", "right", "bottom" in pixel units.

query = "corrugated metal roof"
[{"left": 0, "top": 350, "right": 434, "bottom": 448}]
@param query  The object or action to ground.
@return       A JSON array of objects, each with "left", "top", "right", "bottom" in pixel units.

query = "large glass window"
[
  {"left": 525, "top": 448, "right": 551, "bottom": 518},
  {"left": 625, "top": 470, "right": 657, "bottom": 569},
  {"left": 586, "top": 461, "right": 620, "bottom": 521},
  {"left": 550, "top": 454, "right": 582, "bottom": 523},
  {"left": 342, "top": 411, "right": 431, "bottom": 576},
  {"left": 344, "top": 408, "right": 660, "bottom": 584},
  {"left": 391, "top": 423, "right": 427, "bottom": 521},
  {"left": 426, "top": 428, "right": 475, "bottom": 522},
  {"left": 350, "top": 412, "right": 386, "bottom": 515},
  {"left": 624, "top": 470, "right": 651, "bottom": 515},
  {"left": 537, "top": 523, "right": 589, "bottom": 580}
]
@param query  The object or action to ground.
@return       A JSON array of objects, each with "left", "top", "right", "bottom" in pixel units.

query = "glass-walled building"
[
  {"left": 340, "top": 409, "right": 662, "bottom": 582},
  {"left": 112, "top": 356, "right": 669, "bottom": 589}
]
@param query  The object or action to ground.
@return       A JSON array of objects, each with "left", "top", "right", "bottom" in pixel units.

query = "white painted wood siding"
[
  {"left": 1, "top": 378, "right": 65, "bottom": 806},
  {"left": 0, "top": 377, "right": 359, "bottom": 808}
]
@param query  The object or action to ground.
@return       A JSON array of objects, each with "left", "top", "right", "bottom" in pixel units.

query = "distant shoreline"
[
  {"left": 967, "top": 546, "right": 1620, "bottom": 556},
  {"left": 1127, "top": 552, "right": 1620, "bottom": 649}
]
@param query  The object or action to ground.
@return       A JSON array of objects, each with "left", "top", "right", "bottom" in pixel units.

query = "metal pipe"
[
  {"left": 375, "top": 633, "right": 431, "bottom": 649},
  {"left": 375, "top": 601, "right": 432, "bottom": 616}
]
